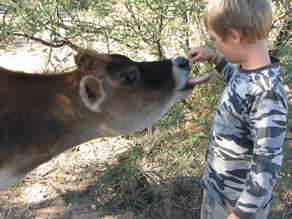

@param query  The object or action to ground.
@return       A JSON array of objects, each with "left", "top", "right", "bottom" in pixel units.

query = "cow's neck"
[{"left": 0, "top": 70, "right": 99, "bottom": 178}]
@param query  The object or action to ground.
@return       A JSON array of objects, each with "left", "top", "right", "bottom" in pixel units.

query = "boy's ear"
[{"left": 228, "top": 29, "right": 243, "bottom": 43}]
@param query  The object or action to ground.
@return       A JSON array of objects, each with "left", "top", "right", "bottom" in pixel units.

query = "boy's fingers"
[
  {"left": 189, "top": 56, "right": 199, "bottom": 64},
  {"left": 188, "top": 50, "right": 200, "bottom": 64},
  {"left": 188, "top": 48, "right": 199, "bottom": 60}
]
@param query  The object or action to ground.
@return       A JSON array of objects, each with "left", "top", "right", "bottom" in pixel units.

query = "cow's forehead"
[
  {"left": 108, "top": 54, "right": 172, "bottom": 68},
  {"left": 109, "top": 54, "right": 134, "bottom": 63}
]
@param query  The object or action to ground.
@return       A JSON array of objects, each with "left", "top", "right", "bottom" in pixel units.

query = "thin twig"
[
  {"left": 282, "top": 211, "right": 292, "bottom": 219},
  {"left": 6, "top": 31, "right": 79, "bottom": 51},
  {"left": 163, "top": 107, "right": 217, "bottom": 126},
  {"left": 172, "top": 203, "right": 200, "bottom": 216},
  {"left": 114, "top": 185, "right": 150, "bottom": 207},
  {"left": 114, "top": 176, "right": 173, "bottom": 207}
]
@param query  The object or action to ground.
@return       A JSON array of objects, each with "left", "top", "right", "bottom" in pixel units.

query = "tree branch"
[{"left": 6, "top": 31, "right": 79, "bottom": 51}]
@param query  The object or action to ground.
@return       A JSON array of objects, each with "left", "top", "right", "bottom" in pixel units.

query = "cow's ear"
[
  {"left": 79, "top": 75, "right": 104, "bottom": 112},
  {"left": 75, "top": 48, "right": 96, "bottom": 74}
]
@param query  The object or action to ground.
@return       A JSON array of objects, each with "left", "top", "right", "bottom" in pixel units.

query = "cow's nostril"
[{"left": 177, "top": 57, "right": 189, "bottom": 68}]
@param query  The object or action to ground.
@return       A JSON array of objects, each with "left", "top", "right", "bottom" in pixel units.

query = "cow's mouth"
[{"left": 180, "top": 73, "right": 212, "bottom": 91}]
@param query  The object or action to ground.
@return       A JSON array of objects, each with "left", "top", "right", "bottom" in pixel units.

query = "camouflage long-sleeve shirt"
[{"left": 202, "top": 57, "right": 288, "bottom": 218}]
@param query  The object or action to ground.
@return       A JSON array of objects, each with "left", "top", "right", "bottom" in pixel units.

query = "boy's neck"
[{"left": 239, "top": 39, "right": 271, "bottom": 70}]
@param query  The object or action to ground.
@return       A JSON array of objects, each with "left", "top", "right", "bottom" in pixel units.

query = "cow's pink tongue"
[{"left": 187, "top": 73, "right": 212, "bottom": 86}]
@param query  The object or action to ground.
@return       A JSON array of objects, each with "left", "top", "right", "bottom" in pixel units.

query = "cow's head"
[{"left": 75, "top": 48, "right": 211, "bottom": 136}]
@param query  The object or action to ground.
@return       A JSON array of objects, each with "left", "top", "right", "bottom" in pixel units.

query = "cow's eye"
[{"left": 126, "top": 70, "right": 139, "bottom": 84}]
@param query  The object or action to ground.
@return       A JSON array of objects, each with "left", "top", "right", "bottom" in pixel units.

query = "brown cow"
[{"left": 0, "top": 48, "right": 211, "bottom": 190}]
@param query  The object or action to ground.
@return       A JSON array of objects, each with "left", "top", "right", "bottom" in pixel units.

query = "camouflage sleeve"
[
  {"left": 215, "top": 57, "right": 235, "bottom": 82},
  {"left": 233, "top": 89, "right": 288, "bottom": 217}
]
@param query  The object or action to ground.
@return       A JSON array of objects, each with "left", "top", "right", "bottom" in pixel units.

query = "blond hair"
[{"left": 203, "top": 0, "right": 273, "bottom": 43}]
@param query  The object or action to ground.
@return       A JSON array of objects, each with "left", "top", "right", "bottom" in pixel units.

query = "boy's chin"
[{"left": 226, "top": 57, "right": 241, "bottom": 64}]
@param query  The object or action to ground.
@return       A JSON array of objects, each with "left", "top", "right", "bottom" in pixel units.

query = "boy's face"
[{"left": 209, "top": 29, "right": 241, "bottom": 64}]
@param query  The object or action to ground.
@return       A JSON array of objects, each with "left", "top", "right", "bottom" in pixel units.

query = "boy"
[{"left": 188, "top": 0, "right": 288, "bottom": 218}]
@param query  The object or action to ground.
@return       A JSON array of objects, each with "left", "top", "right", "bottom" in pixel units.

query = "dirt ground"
[
  {"left": 0, "top": 131, "right": 205, "bottom": 218},
  {"left": 0, "top": 138, "right": 130, "bottom": 219}
]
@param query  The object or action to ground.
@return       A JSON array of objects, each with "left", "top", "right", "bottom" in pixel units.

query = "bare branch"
[{"left": 6, "top": 31, "right": 79, "bottom": 51}]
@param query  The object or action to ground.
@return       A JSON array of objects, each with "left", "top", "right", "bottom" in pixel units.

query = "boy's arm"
[{"left": 232, "top": 89, "right": 287, "bottom": 218}]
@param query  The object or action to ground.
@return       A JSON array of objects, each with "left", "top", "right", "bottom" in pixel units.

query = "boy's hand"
[
  {"left": 188, "top": 47, "right": 219, "bottom": 64},
  {"left": 228, "top": 213, "right": 240, "bottom": 219}
]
